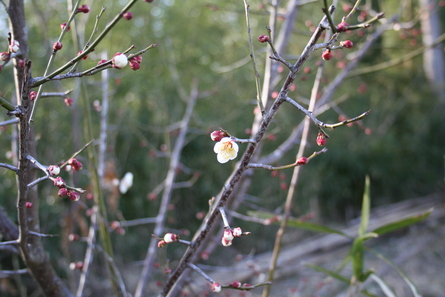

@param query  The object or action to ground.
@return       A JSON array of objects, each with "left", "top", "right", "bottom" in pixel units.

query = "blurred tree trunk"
[{"left": 419, "top": 0, "right": 445, "bottom": 101}]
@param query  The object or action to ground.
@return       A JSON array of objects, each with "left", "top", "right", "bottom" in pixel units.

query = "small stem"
[
  {"left": 188, "top": 263, "right": 215, "bottom": 284},
  {"left": 177, "top": 239, "right": 192, "bottom": 246},
  {"left": 322, "top": 0, "right": 337, "bottom": 32},
  {"left": 243, "top": 0, "right": 265, "bottom": 113},
  {"left": 231, "top": 137, "right": 256, "bottom": 144},
  {"left": 219, "top": 207, "right": 230, "bottom": 229},
  {"left": 26, "top": 155, "right": 50, "bottom": 172}
]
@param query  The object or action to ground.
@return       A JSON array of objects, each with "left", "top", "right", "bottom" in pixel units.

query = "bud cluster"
[
  {"left": 221, "top": 227, "right": 247, "bottom": 247},
  {"left": 157, "top": 233, "right": 179, "bottom": 248},
  {"left": 129, "top": 55, "right": 142, "bottom": 71}
]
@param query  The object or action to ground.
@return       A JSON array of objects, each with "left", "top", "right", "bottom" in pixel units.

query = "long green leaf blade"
[{"left": 371, "top": 209, "right": 432, "bottom": 236}]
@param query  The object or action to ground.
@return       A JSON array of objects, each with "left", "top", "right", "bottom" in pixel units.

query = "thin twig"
[
  {"left": 0, "top": 162, "right": 19, "bottom": 173},
  {"left": 243, "top": 0, "right": 265, "bottom": 113},
  {"left": 188, "top": 263, "right": 215, "bottom": 284}
]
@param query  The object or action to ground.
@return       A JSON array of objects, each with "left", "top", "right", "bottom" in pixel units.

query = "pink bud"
[
  {"left": 340, "top": 40, "right": 354, "bottom": 49},
  {"left": 211, "top": 282, "right": 222, "bottom": 293},
  {"left": 258, "top": 35, "right": 270, "bottom": 43},
  {"left": 296, "top": 157, "right": 308, "bottom": 165},
  {"left": 130, "top": 61, "right": 141, "bottom": 71},
  {"left": 58, "top": 187, "right": 68, "bottom": 197},
  {"left": 53, "top": 41, "right": 63, "bottom": 52},
  {"left": 60, "top": 22, "right": 71, "bottom": 31},
  {"left": 29, "top": 91, "right": 37, "bottom": 101},
  {"left": 25, "top": 202, "right": 33, "bottom": 208},
  {"left": 97, "top": 59, "right": 108, "bottom": 66},
  {"left": 123, "top": 12, "right": 133, "bottom": 20},
  {"left": 68, "top": 191, "right": 81, "bottom": 201},
  {"left": 316, "top": 132, "right": 326, "bottom": 146},
  {"left": 130, "top": 55, "right": 142, "bottom": 64},
  {"left": 68, "top": 158, "right": 83, "bottom": 171},
  {"left": 77, "top": 4, "right": 90, "bottom": 14},
  {"left": 64, "top": 98, "right": 74, "bottom": 106},
  {"left": 210, "top": 130, "right": 228, "bottom": 142},
  {"left": 157, "top": 240, "right": 167, "bottom": 247},
  {"left": 54, "top": 177, "right": 66, "bottom": 188},
  {"left": 230, "top": 281, "right": 241, "bottom": 288},
  {"left": 336, "top": 21, "right": 349, "bottom": 32},
  {"left": 0, "top": 52, "right": 10, "bottom": 61}
]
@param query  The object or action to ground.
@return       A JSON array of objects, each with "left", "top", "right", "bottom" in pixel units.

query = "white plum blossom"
[
  {"left": 163, "top": 233, "right": 178, "bottom": 243},
  {"left": 119, "top": 172, "right": 133, "bottom": 194},
  {"left": 213, "top": 137, "right": 239, "bottom": 164}
]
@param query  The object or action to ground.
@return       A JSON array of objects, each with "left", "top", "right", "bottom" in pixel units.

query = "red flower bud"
[
  {"left": 68, "top": 158, "right": 83, "bottom": 171},
  {"left": 258, "top": 35, "right": 270, "bottom": 43},
  {"left": 58, "top": 187, "right": 68, "bottom": 197},
  {"left": 322, "top": 49, "right": 332, "bottom": 61},
  {"left": 123, "top": 12, "right": 133, "bottom": 20},
  {"left": 77, "top": 4, "right": 90, "bottom": 14},
  {"left": 68, "top": 191, "right": 81, "bottom": 202},
  {"left": 26, "top": 202, "right": 33, "bottom": 208},
  {"left": 53, "top": 41, "right": 63, "bottom": 52},
  {"left": 157, "top": 240, "right": 167, "bottom": 248},
  {"left": 296, "top": 157, "right": 308, "bottom": 165},
  {"left": 230, "top": 281, "right": 241, "bottom": 288},
  {"left": 130, "top": 61, "right": 141, "bottom": 71},
  {"left": 340, "top": 40, "right": 354, "bottom": 49},
  {"left": 336, "top": 21, "right": 349, "bottom": 32},
  {"left": 316, "top": 132, "right": 326, "bottom": 146}
]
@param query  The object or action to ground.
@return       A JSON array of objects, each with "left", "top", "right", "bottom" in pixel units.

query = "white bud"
[
  {"left": 112, "top": 53, "right": 128, "bottom": 69},
  {"left": 212, "top": 282, "right": 222, "bottom": 293},
  {"left": 221, "top": 237, "right": 232, "bottom": 247},
  {"left": 10, "top": 40, "right": 20, "bottom": 53},
  {"left": 163, "top": 233, "right": 177, "bottom": 243},
  {"left": 223, "top": 229, "right": 234, "bottom": 241},
  {"left": 232, "top": 227, "right": 242, "bottom": 237},
  {"left": 48, "top": 165, "right": 60, "bottom": 176}
]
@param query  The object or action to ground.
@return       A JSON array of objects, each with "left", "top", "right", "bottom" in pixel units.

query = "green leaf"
[
  {"left": 247, "top": 211, "right": 350, "bottom": 237},
  {"left": 359, "top": 175, "right": 371, "bottom": 237},
  {"left": 305, "top": 264, "right": 350, "bottom": 283},
  {"left": 371, "top": 208, "right": 433, "bottom": 236},
  {"left": 368, "top": 248, "right": 423, "bottom": 297}
]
